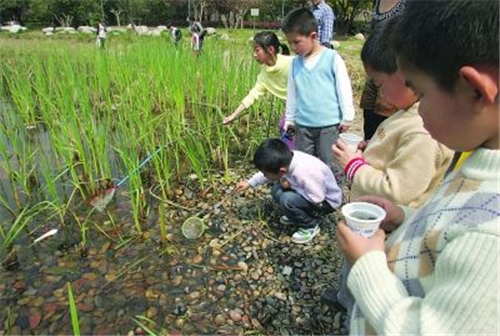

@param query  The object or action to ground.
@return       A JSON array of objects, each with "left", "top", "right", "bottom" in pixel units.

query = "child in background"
[
  {"left": 167, "top": 23, "right": 182, "bottom": 46},
  {"left": 325, "top": 17, "right": 454, "bottom": 321},
  {"left": 234, "top": 139, "right": 342, "bottom": 244},
  {"left": 337, "top": 1, "right": 499, "bottom": 334},
  {"left": 190, "top": 20, "right": 205, "bottom": 57},
  {"left": 223, "top": 31, "right": 295, "bottom": 149},
  {"left": 281, "top": 8, "right": 355, "bottom": 165},
  {"left": 96, "top": 21, "right": 107, "bottom": 49}
]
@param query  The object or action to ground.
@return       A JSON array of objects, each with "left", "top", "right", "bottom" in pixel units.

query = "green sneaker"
[{"left": 291, "top": 226, "right": 320, "bottom": 244}]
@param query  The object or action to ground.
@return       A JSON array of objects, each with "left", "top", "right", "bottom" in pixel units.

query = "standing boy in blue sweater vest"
[{"left": 282, "top": 7, "right": 355, "bottom": 166}]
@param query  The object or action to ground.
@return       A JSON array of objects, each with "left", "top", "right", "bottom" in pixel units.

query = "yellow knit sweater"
[
  {"left": 241, "top": 54, "right": 294, "bottom": 108},
  {"left": 351, "top": 104, "right": 453, "bottom": 208}
]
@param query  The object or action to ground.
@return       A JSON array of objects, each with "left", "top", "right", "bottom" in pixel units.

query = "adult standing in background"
[
  {"left": 360, "top": 0, "right": 406, "bottom": 140},
  {"left": 189, "top": 19, "right": 206, "bottom": 57},
  {"left": 310, "top": 0, "right": 335, "bottom": 49},
  {"left": 96, "top": 21, "right": 107, "bottom": 49}
]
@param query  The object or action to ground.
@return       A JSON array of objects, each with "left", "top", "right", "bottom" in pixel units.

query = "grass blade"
[{"left": 67, "top": 282, "right": 81, "bottom": 336}]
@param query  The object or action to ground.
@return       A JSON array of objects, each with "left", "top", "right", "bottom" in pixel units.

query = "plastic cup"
[
  {"left": 182, "top": 217, "right": 205, "bottom": 239},
  {"left": 341, "top": 202, "right": 386, "bottom": 237},
  {"left": 339, "top": 133, "right": 363, "bottom": 152}
]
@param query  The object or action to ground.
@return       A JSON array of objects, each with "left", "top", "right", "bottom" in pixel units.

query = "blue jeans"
[{"left": 271, "top": 183, "right": 333, "bottom": 229}]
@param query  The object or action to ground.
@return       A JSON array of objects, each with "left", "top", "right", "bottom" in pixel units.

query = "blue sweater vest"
[{"left": 292, "top": 49, "right": 341, "bottom": 127}]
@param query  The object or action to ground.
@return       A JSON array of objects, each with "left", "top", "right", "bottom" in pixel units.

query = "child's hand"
[
  {"left": 358, "top": 140, "right": 369, "bottom": 151},
  {"left": 332, "top": 139, "right": 363, "bottom": 170},
  {"left": 338, "top": 124, "right": 350, "bottom": 132},
  {"left": 223, "top": 114, "right": 236, "bottom": 125},
  {"left": 280, "top": 178, "right": 291, "bottom": 190},
  {"left": 283, "top": 120, "right": 295, "bottom": 131},
  {"left": 355, "top": 195, "right": 405, "bottom": 233},
  {"left": 234, "top": 180, "right": 250, "bottom": 194},
  {"left": 336, "top": 221, "right": 386, "bottom": 265}
]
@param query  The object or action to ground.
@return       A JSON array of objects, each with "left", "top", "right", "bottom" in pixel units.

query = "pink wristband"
[
  {"left": 345, "top": 157, "right": 366, "bottom": 181},
  {"left": 344, "top": 157, "right": 364, "bottom": 175}
]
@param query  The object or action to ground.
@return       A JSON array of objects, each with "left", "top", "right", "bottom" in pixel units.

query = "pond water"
[
  {"left": 0, "top": 104, "right": 347, "bottom": 335},
  {"left": 1, "top": 186, "right": 348, "bottom": 335}
]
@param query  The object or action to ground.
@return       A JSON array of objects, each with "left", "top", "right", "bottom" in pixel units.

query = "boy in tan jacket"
[{"left": 332, "top": 18, "right": 453, "bottom": 209}]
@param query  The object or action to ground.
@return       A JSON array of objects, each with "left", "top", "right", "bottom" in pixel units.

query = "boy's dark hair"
[
  {"left": 281, "top": 7, "right": 318, "bottom": 36},
  {"left": 392, "top": 0, "right": 499, "bottom": 92},
  {"left": 361, "top": 18, "right": 399, "bottom": 74},
  {"left": 253, "top": 139, "right": 293, "bottom": 174},
  {"left": 254, "top": 31, "right": 290, "bottom": 56}
]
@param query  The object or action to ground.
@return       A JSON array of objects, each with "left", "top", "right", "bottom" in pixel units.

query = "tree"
[
  {"left": 213, "top": 0, "right": 263, "bottom": 29},
  {"left": 0, "top": 0, "right": 30, "bottom": 24},
  {"left": 330, "top": 0, "right": 372, "bottom": 34},
  {"left": 0, "top": 0, "right": 371, "bottom": 33},
  {"left": 110, "top": 8, "right": 122, "bottom": 26}
]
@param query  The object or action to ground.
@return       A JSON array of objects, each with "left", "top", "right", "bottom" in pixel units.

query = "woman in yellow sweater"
[{"left": 223, "top": 31, "right": 295, "bottom": 147}]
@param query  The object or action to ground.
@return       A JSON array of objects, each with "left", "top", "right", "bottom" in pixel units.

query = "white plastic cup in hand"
[
  {"left": 339, "top": 133, "right": 363, "bottom": 152},
  {"left": 341, "top": 202, "right": 386, "bottom": 237}
]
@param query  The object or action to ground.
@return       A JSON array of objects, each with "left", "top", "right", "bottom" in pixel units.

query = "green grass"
[
  {"left": 67, "top": 282, "right": 81, "bottom": 336},
  {"left": 0, "top": 29, "right": 364, "bottom": 244}
]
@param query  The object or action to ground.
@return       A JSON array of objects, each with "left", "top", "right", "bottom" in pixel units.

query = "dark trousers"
[
  {"left": 271, "top": 183, "right": 333, "bottom": 228},
  {"left": 295, "top": 124, "right": 339, "bottom": 165},
  {"left": 337, "top": 260, "right": 355, "bottom": 321},
  {"left": 362, "top": 109, "right": 388, "bottom": 140}
]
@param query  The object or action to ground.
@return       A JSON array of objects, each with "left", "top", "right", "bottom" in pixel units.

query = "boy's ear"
[
  {"left": 460, "top": 66, "right": 499, "bottom": 104},
  {"left": 310, "top": 31, "right": 318, "bottom": 41},
  {"left": 279, "top": 167, "right": 288, "bottom": 175}
]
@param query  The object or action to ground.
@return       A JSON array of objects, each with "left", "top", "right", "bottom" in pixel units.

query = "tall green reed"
[
  {"left": 0, "top": 35, "right": 271, "bottom": 240},
  {"left": 67, "top": 282, "right": 81, "bottom": 336}
]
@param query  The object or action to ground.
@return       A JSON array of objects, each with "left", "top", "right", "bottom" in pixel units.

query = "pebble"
[
  {"left": 188, "top": 291, "right": 201, "bottom": 301},
  {"left": 274, "top": 292, "right": 287, "bottom": 301},
  {"left": 237, "top": 261, "right": 248, "bottom": 272},
  {"left": 282, "top": 266, "right": 293, "bottom": 276},
  {"left": 214, "top": 314, "right": 226, "bottom": 325},
  {"left": 212, "top": 249, "right": 221, "bottom": 257},
  {"left": 0, "top": 176, "right": 347, "bottom": 335},
  {"left": 146, "top": 307, "right": 158, "bottom": 319},
  {"left": 173, "top": 303, "right": 187, "bottom": 316},
  {"left": 172, "top": 275, "right": 183, "bottom": 286},
  {"left": 229, "top": 310, "right": 242, "bottom": 322},
  {"left": 192, "top": 255, "right": 203, "bottom": 264},
  {"left": 31, "top": 296, "right": 44, "bottom": 307}
]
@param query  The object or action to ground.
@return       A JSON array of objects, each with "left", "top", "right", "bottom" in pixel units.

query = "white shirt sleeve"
[
  {"left": 334, "top": 53, "right": 355, "bottom": 125},
  {"left": 285, "top": 67, "right": 297, "bottom": 123},
  {"left": 247, "top": 172, "right": 269, "bottom": 187}
]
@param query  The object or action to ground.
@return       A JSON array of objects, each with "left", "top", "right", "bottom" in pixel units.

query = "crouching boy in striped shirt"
[{"left": 234, "top": 139, "right": 342, "bottom": 244}]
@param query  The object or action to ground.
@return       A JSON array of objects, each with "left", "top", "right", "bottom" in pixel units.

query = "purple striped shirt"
[{"left": 248, "top": 150, "right": 342, "bottom": 208}]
